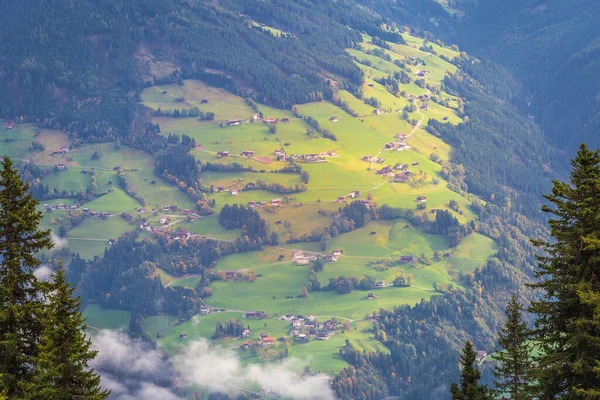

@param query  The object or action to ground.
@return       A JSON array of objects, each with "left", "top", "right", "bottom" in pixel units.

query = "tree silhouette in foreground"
[{"left": 450, "top": 341, "right": 491, "bottom": 400}]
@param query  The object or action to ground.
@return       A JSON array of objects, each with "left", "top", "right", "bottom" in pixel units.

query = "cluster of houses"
[
  {"left": 42, "top": 203, "right": 77, "bottom": 212},
  {"left": 221, "top": 115, "right": 291, "bottom": 128},
  {"left": 1, "top": 121, "right": 16, "bottom": 130},
  {"left": 334, "top": 190, "right": 361, "bottom": 204},
  {"left": 292, "top": 249, "right": 342, "bottom": 265},
  {"left": 244, "top": 198, "right": 283, "bottom": 208},
  {"left": 281, "top": 314, "right": 336, "bottom": 342},
  {"left": 416, "top": 69, "right": 430, "bottom": 77},
  {"left": 51, "top": 146, "right": 70, "bottom": 156},
  {"left": 362, "top": 155, "right": 385, "bottom": 164},
  {"left": 273, "top": 149, "right": 335, "bottom": 163},
  {"left": 216, "top": 150, "right": 255, "bottom": 158}
]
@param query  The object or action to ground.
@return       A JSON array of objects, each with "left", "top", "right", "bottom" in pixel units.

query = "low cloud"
[
  {"left": 92, "top": 331, "right": 334, "bottom": 400},
  {"left": 175, "top": 339, "right": 335, "bottom": 400},
  {"left": 34, "top": 265, "right": 53, "bottom": 281},
  {"left": 50, "top": 232, "right": 68, "bottom": 249},
  {"left": 91, "top": 330, "right": 180, "bottom": 400}
]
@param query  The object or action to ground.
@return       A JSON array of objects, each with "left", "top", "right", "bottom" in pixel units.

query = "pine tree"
[
  {"left": 529, "top": 144, "right": 600, "bottom": 399},
  {"left": 450, "top": 341, "right": 491, "bottom": 400},
  {"left": 492, "top": 294, "right": 533, "bottom": 399},
  {"left": 25, "top": 267, "right": 109, "bottom": 400},
  {"left": 0, "top": 157, "right": 53, "bottom": 396}
]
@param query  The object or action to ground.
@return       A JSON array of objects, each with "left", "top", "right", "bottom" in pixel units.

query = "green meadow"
[{"left": 3, "top": 31, "right": 499, "bottom": 374}]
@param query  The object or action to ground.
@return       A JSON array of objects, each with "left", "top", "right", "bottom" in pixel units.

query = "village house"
[
  {"left": 348, "top": 191, "right": 360, "bottom": 199},
  {"left": 274, "top": 149, "right": 286, "bottom": 157},
  {"left": 231, "top": 190, "right": 238, "bottom": 196},
  {"left": 297, "top": 333, "right": 307, "bottom": 341},
  {"left": 251, "top": 114, "right": 261, "bottom": 121},
  {"left": 281, "top": 314, "right": 295, "bottom": 322},
  {"left": 411, "top": 161, "right": 419, "bottom": 167},
  {"left": 160, "top": 217, "right": 167, "bottom": 224},
  {"left": 304, "top": 154, "right": 319, "bottom": 162},
  {"left": 367, "top": 292, "right": 377, "bottom": 300},
  {"left": 217, "top": 151, "right": 230, "bottom": 157},
  {"left": 333, "top": 249, "right": 342, "bottom": 256},
  {"left": 421, "top": 103, "right": 429, "bottom": 110},
  {"left": 245, "top": 311, "right": 266, "bottom": 319},
  {"left": 108, "top": 239, "right": 116, "bottom": 245},
  {"left": 295, "top": 258, "right": 309, "bottom": 266},
  {"left": 401, "top": 255, "right": 416, "bottom": 264},
  {"left": 245, "top": 182, "right": 256, "bottom": 189},
  {"left": 55, "top": 164, "right": 67, "bottom": 171},
  {"left": 416, "top": 196, "right": 427, "bottom": 203},
  {"left": 60, "top": 146, "right": 70, "bottom": 153},
  {"left": 179, "top": 333, "right": 187, "bottom": 339},
  {"left": 228, "top": 119, "right": 241, "bottom": 126},
  {"left": 280, "top": 118, "right": 291, "bottom": 123},
  {"left": 323, "top": 254, "right": 339, "bottom": 263},
  {"left": 293, "top": 250, "right": 304, "bottom": 259},
  {"left": 240, "top": 150, "right": 254, "bottom": 157},
  {"left": 376, "top": 166, "right": 393, "bottom": 175},
  {"left": 242, "top": 329, "right": 251, "bottom": 338},
  {"left": 1, "top": 121, "right": 16, "bottom": 130},
  {"left": 265, "top": 117, "right": 277, "bottom": 124},
  {"left": 373, "top": 109, "right": 383, "bottom": 115},
  {"left": 376, "top": 280, "right": 386, "bottom": 287},
  {"left": 317, "top": 333, "right": 329, "bottom": 341},
  {"left": 262, "top": 337, "right": 275, "bottom": 346},
  {"left": 271, "top": 198, "right": 283, "bottom": 207},
  {"left": 395, "top": 133, "right": 407, "bottom": 140},
  {"left": 200, "top": 306, "right": 211, "bottom": 315},
  {"left": 329, "top": 116, "right": 339, "bottom": 122},
  {"left": 361, "top": 155, "right": 374, "bottom": 162}
]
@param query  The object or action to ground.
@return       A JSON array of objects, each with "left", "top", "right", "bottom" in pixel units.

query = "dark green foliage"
[
  {"left": 218, "top": 204, "right": 268, "bottom": 241},
  {"left": 154, "top": 146, "right": 202, "bottom": 190},
  {"left": 455, "top": 0, "right": 600, "bottom": 152},
  {"left": 492, "top": 294, "right": 533, "bottom": 400},
  {"left": 529, "top": 144, "right": 600, "bottom": 398},
  {"left": 25, "top": 268, "right": 109, "bottom": 400},
  {"left": 212, "top": 319, "right": 245, "bottom": 339},
  {"left": 450, "top": 341, "right": 491, "bottom": 400},
  {"left": 428, "top": 68, "right": 556, "bottom": 218},
  {"left": 0, "top": 157, "right": 53, "bottom": 396}
]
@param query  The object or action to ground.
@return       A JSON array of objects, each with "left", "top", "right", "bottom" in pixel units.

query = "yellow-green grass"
[
  {"left": 214, "top": 248, "right": 292, "bottom": 272},
  {"left": 179, "top": 217, "right": 241, "bottom": 241},
  {"left": 26, "top": 129, "right": 72, "bottom": 165},
  {"left": 145, "top": 315, "right": 181, "bottom": 338},
  {"left": 152, "top": 116, "right": 219, "bottom": 134},
  {"left": 142, "top": 80, "right": 255, "bottom": 121},
  {"left": 66, "top": 216, "right": 134, "bottom": 259},
  {"left": 126, "top": 169, "right": 196, "bottom": 210},
  {"left": 356, "top": 62, "right": 390, "bottom": 80},
  {"left": 68, "top": 143, "right": 151, "bottom": 171},
  {"left": 170, "top": 275, "right": 202, "bottom": 288},
  {"left": 83, "top": 304, "right": 130, "bottom": 331},
  {"left": 288, "top": 320, "right": 388, "bottom": 373},
  {"left": 158, "top": 312, "right": 291, "bottom": 354},
  {"left": 447, "top": 233, "right": 497, "bottom": 272},
  {"left": 337, "top": 90, "right": 376, "bottom": 116},
  {"left": 201, "top": 171, "right": 303, "bottom": 189},
  {"left": 205, "top": 260, "right": 435, "bottom": 320},
  {"left": 0, "top": 123, "right": 38, "bottom": 159},
  {"left": 347, "top": 49, "right": 404, "bottom": 75},
  {"left": 42, "top": 169, "right": 91, "bottom": 192},
  {"left": 361, "top": 113, "right": 413, "bottom": 137},
  {"left": 84, "top": 188, "right": 141, "bottom": 212},
  {"left": 250, "top": 21, "right": 286, "bottom": 38},
  {"left": 261, "top": 203, "right": 336, "bottom": 241},
  {"left": 152, "top": 268, "right": 178, "bottom": 286},
  {"left": 408, "top": 128, "right": 453, "bottom": 161},
  {"left": 361, "top": 78, "right": 408, "bottom": 112}
]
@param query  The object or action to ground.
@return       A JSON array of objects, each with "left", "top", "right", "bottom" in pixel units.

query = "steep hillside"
[{"left": 453, "top": 0, "right": 600, "bottom": 151}]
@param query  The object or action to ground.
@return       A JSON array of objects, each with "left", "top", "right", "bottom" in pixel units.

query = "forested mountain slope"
[{"left": 453, "top": 0, "right": 600, "bottom": 151}]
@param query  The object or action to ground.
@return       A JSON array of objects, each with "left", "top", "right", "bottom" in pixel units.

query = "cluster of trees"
[
  {"left": 428, "top": 64, "right": 556, "bottom": 218},
  {"left": 212, "top": 319, "right": 247, "bottom": 339},
  {"left": 0, "top": 157, "right": 107, "bottom": 398},
  {"left": 218, "top": 204, "right": 268, "bottom": 241},
  {"left": 154, "top": 107, "right": 214, "bottom": 120},
  {"left": 245, "top": 180, "right": 306, "bottom": 194},
  {"left": 325, "top": 275, "right": 381, "bottom": 294},
  {"left": 154, "top": 146, "right": 202, "bottom": 190}
]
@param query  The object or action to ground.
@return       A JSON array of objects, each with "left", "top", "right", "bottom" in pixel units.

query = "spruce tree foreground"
[
  {"left": 0, "top": 157, "right": 108, "bottom": 399},
  {"left": 451, "top": 144, "right": 600, "bottom": 399}
]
